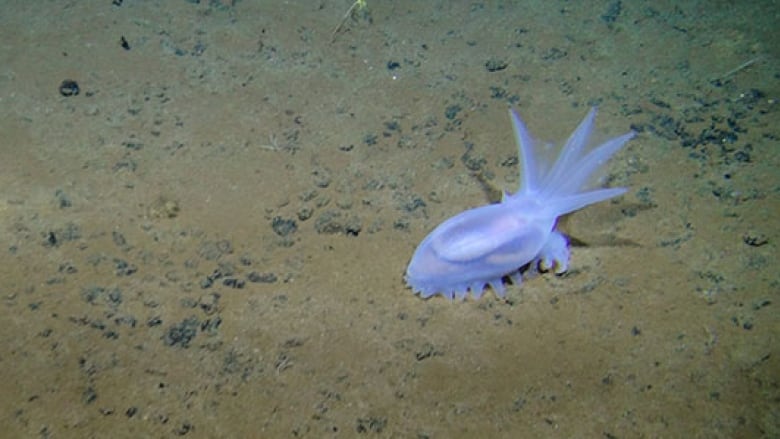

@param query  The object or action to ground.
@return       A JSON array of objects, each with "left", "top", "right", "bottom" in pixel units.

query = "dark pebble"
[
  {"left": 363, "top": 133, "right": 378, "bottom": 145},
  {"left": 222, "top": 277, "right": 245, "bottom": 289},
  {"left": 272, "top": 216, "right": 298, "bottom": 236},
  {"left": 297, "top": 207, "right": 313, "bottom": 221},
  {"left": 201, "top": 266, "right": 228, "bottom": 289},
  {"left": 485, "top": 57, "right": 508, "bottom": 72},
  {"left": 314, "top": 210, "right": 362, "bottom": 236},
  {"left": 198, "top": 293, "right": 220, "bottom": 315},
  {"left": 112, "top": 231, "right": 127, "bottom": 247},
  {"left": 200, "top": 317, "right": 221, "bottom": 334},
  {"left": 58, "top": 262, "right": 77, "bottom": 274},
  {"left": 384, "top": 120, "right": 401, "bottom": 133},
  {"left": 356, "top": 417, "right": 387, "bottom": 434},
  {"left": 489, "top": 86, "right": 507, "bottom": 99},
  {"left": 55, "top": 189, "right": 72, "bottom": 208},
  {"left": 44, "top": 223, "right": 82, "bottom": 247},
  {"left": 174, "top": 422, "right": 194, "bottom": 435},
  {"left": 247, "top": 271, "right": 277, "bottom": 283},
  {"left": 461, "top": 146, "right": 486, "bottom": 171},
  {"left": 733, "top": 150, "right": 751, "bottom": 162},
  {"left": 59, "top": 79, "right": 80, "bottom": 97},
  {"left": 113, "top": 258, "right": 137, "bottom": 276},
  {"left": 743, "top": 232, "right": 768, "bottom": 247},
  {"left": 444, "top": 104, "right": 461, "bottom": 120},
  {"left": 82, "top": 286, "right": 122, "bottom": 307},
  {"left": 163, "top": 317, "right": 200, "bottom": 348},
  {"left": 114, "top": 315, "right": 137, "bottom": 328},
  {"left": 601, "top": 0, "right": 622, "bottom": 23},
  {"left": 83, "top": 386, "right": 98, "bottom": 404},
  {"left": 401, "top": 195, "right": 426, "bottom": 213}
]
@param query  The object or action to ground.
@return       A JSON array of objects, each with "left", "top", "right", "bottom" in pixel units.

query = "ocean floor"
[{"left": 0, "top": 0, "right": 777, "bottom": 437}]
